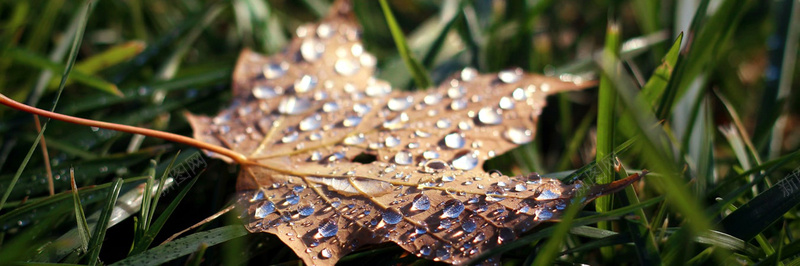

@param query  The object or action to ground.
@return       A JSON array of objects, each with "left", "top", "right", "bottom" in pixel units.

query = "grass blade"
[
  {"left": 185, "top": 243, "right": 209, "bottom": 266},
  {"left": 420, "top": 0, "right": 464, "bottom": 68},
  {"left": 46, "top": 41, "right": 145, "bottom": 89},
  {"left": 467, "top": 196, "right": 665, "bottom": 264},
  {"left": 640, "top": 33, "right": 683, "bottom": 107},
  {"left": 596, "top": 19, "right": 621, "bottom": 260},
  {"left": 130, "top": 161, "right": 204, "bottom": 255},
  {"left": 532, "top": 199, "right": 582, "bottom": 265},
  {"left": 8, "top": 47, "right": 122, "bottom": 97},
  {"left": 86, "top": 178, "right": 124, "bottom": 266},
  {"left": 719, "top": 167, "right": 800, "bottom": 241},
  {"left": 0, "top": 0, "right": 96, "bottom": 212},
  {"left": 378, "top": 0, "right": 432, "bottom": 89},
  {"left": 70, "top": 168, "right": 91, "bottom": 252},
  {"left": 111, "top": 225, "right": 248, "bottom": 266},
  {"left": 146, "top": 152, "right": 181, "bottom": 229}
]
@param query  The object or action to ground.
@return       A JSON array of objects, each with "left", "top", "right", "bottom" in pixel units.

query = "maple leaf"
[{"left": 183, "top": 2, "right": 643, "bottom": 265}]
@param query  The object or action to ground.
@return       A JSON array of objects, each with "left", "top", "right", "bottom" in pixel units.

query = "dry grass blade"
[{"left": 182, "top": 1, "right": 637, "bottom": 265}]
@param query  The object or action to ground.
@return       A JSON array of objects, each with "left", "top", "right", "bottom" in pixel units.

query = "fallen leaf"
[{"left": 175, "top": 2, "right": 644, "bottom": 266}]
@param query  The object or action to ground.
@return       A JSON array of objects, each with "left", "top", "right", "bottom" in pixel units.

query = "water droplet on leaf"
[
  {"left": 394, "top": 151, "right": 413, "bottom": 165},
  {"left": 381, "top": 208, "right": 403, "bottom": 225},
  {"left": 443, "top": 132, "right": 466, "bottom": 149},
  {"left": 477, "top": 107, "right": 503, "bottom": 125},
  {"left": 411, "top": 194, "right": 431, "bottom": 211},
  {"left": 316, "top": 218, "right": 338, "bottom": 238},
  {"left": 278, "top": 96, "right": 312, "bottom": 115},
  {"left": 255, "top": 201, "right": 275, "bottom": 218},
  {"left": 452, "top": 151, "right": 478, "bottom": 170},
  {"left": 441, "top": 199, "right": 464, "bottom": 218},
  {"left": 504, "top": 127, "right": 533, "bottom": 144}
]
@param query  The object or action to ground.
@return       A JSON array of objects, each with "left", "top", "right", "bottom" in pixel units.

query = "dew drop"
[
  {"left": 326, "top": 152, "right": 345, "bottom": 163},
  {"left": 436, "top": 119, "right": 452, "bottom": 129},
  {"left": 334, "top": 58, "right": 360, "bottom": 76},
  {"left": 472, "top": 232, "right": 486, "bottom": 243},
  {"left": 441, "top": 199, "right": 465, "bottom": 218},
  {"left": 299, "top": 114, "right": 322, "bottom": 131},
  {"left": 450, "top": 98, "right": 468, "bottom": 110},
  {"left": 451, "top": 151, "right": 479, "bottom": 170},
  {"left": 394, "top": 151, "right": 414, "bottom": 165},
  {"left": 536, "top": 188, "right": 561, "bottom": 200},
  {"left": 309, "top": 151, "right": 323, "bottom": 161},
  {"left": 330, "top": 198, "right": 341, "bottom": 208},
  {"left": 517, "top": 204, "right": 531, "bottom": 214},
  {"left": 285, "top": 193, "right": 300, "bottom": 205},
  {"left": 278, "top": 96, "right": 311, "bottom": 115},
  {"left": 438, "top": 219, "right": 452, "bottom": 229},
  {"left": 435, "top": 248, "right": 451, "bottom": 261},
  {"left": 447, "top": 86, "right": 466, "bottom": 99},
  {"left": 250, "top": 191, "right": 265, "bottom": 202},
  {"left": 422, "top": 150, "right": 440, "bottom": 159},
  {"left": 254, "top": 201, "right": 275, "bottom": 218},
  {"left": 411, "top": 194, "right": 431, "bottom": 211},
  {"left": 442, "top": 175, "right": 455, "bottom": 182},
  {"left": 485, "top": 186, "right": 506, "bottom": 202},
  {"left": 320, "top": 248, "right": 333, "bottom": 259},
  {"left": 385, "top": 135, "right": 401, "bottom": 147},
  {"left": 299, "top": 205, "right": 315, "bottom": 217},
  {"left": 322, "top": 102, "right": 339, "bottom": 112},
  {"left": 365, "top": 80, "right": 392, "bottom": 97},
  {"left": 512, "top": 87, "right": 527, "bottom": 101},
  {"left": 300, "top": 38, "right": 324, "bottom": 61},
  {"left": 342, "top": 116, "right": 361, "bottom": 127},
  {"left": 316, "top": 23, "right": 333, "bottom": 38},
  {"left": 443, "top": 132, "right": 466, "bottom": 149},
  {"left": 514, "top": 183, "right": 527, "bottom": 192},
  {"left": 360, "top": 53, "right": 377, "bottom": 67},
  {"left": 477, "top": 107, "right": 503, "bottom": 125},
  {"left": 353, "top": 103, "right": 371, "bottom": 115},
  {"left": 461, "top": 218, "right": 477, "bottom": 233},
  {"left": 263, "top": 62, "right": 288, "bottom": 79},
  {"left": 424, "top": 93, "right": 442, "bottom": 105},
  {"left": 253, "top": 85, "right": 280, "bottom": 99},
  {"left": 498, "top": 69, "right": 521, "bottom": 83},
  {"left": 382, "top": 208, "right": 404, "bottom": 225},
  {"left": 419, "top": 245, "right": 432, "bottom": 256},
  {"left": 458, "top": 121, "right": 472, "bottom": 130},
  {"left": 536, "top": 208, "right": 553, "bottom": 220},
  {"left": 281, "top": 131, "right": 299, "bottom": 143},
  {"left": 499, "top": 96, "right": 515, "bottom": 110},
  {"left": 422, "top": 159, "right": 448, "bottom": 173},
  {"left": 415, "top": 223, "right": 428, "bottom": 235},
  {"left": 343, "top": 134, "right": 365, "bottom": 145},
  {"left": 382, "top": 112, "right": 409, "bottom": 130},
  {"left": 317, "top": 218, "right": 338, "bottom": 238},
  {"left": 294, "top": 74, "right": 318, "bottom": 93},
  {"left": 460, "top": 67, "right": 478, "bottom": 81},
  {"left": 415, "top": 130, "right": 431, "bottom": 138},
  {"left": 387, "top": 96, "right": 413, "bottom": 111},
  {"left": 504, "top": 127, "right": 533, "bottom": 144}
]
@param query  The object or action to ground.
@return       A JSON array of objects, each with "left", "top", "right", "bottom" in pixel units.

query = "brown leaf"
[{"left": 184, "top": 2, "right": 639, "bottom": 265}]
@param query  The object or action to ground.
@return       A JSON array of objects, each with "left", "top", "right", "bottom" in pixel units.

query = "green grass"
[{"left": 0, "top": 0, "right": 798, "bottom": 265}]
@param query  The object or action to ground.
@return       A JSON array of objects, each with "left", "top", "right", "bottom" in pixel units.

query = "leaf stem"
[{"left": 0, "top": 93, "right": 248, "bottom": 164}]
